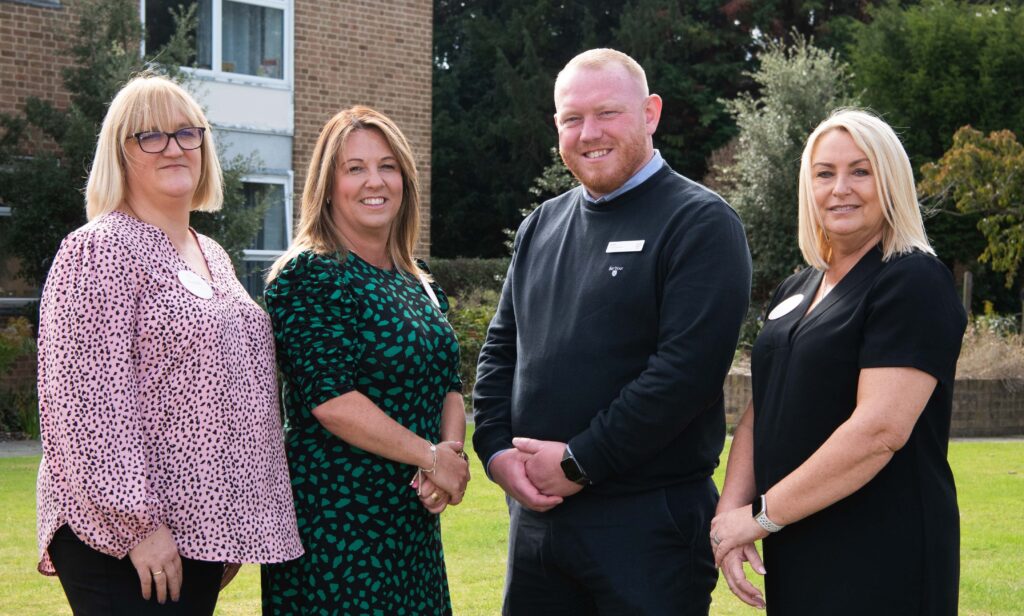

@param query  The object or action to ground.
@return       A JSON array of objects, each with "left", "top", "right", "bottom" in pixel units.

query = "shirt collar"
[{"left": 582, "top": 150, "right": 664, "bottom": 204}]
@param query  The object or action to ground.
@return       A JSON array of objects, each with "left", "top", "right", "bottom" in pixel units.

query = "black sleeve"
[
  {"left": 859, "top": 254, "right": 967, "bottom": 380},
  {"left": 471, "top": 217, "right": 530, "bottom": 466},
  {"left": 569, "top": 202, "right": 752, "bottom": 484}
]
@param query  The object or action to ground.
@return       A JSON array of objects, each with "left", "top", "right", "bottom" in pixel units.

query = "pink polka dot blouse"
[{"left": 36, "top": 211, "right": 303, "bottom": 575}]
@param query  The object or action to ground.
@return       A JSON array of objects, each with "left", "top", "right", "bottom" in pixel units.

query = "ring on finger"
[
  {"left": 152, "top": 570, "right": 164, "bottom": 576},
  {"left": 430, "top": 492, "right": 440, "bottom": 503},
  {"left": 711, "top": 532, "right": 723, "bottom": 546}
]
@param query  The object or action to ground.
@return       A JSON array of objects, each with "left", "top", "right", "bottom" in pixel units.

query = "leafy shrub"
[
  {"left": 2, "top": 390, "right": 40, "bottom": 440},
  {"left": 430, "top": 258, "right": 509, "bottom": 299},
  {"left": 447, "top": 289, "right": 500, "bottom": 401},
  {"left": 714, "top": 33, "right": 857, "bottom": 300},
  {"left": 0, "top": 317, "right": 38, "bottom": 437},
  {"left": 0, "top": 318, "right": 34, "bottom": 376},
  {"left": 973, "top": 301, "right": 1019, "bottom": 337}
]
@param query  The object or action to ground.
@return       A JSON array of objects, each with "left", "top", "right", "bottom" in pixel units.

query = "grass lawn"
[{"left": 2, "top": 437, "right": 1021, "bottom": 615}]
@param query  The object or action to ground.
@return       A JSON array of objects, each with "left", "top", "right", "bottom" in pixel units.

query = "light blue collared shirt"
[
  {"left": 581, "top": 149, "right": 664, "bottom": 205},
  {"left": 484, "top": 150, "right": 665, "bottom": 479}
]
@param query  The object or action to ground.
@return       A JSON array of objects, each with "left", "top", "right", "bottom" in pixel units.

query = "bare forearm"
[
  {"left": 766, "top": 415, "right": 896, "bottom": 526},
  {"left": 766, "top": 368, "right": 936, "bottom": 526},
  {"left": 312, "top": 391, "right": 433, "bottom": 469},
  {"left": 718, "top": 401, "right": 757, "bottom": 513},
  {"left": 440, "top": 392, "right": 467, "bottom": 443}
]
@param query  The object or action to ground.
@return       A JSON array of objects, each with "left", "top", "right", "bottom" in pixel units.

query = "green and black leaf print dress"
[{"left": 261, "top": 250, "right": 461, "bottom": 616}]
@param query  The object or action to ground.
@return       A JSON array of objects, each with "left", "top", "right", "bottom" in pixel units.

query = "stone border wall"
[
  {"left": 3, "top": 362, "right": 1022, "bottom": 437},
  {"left": 723, "top": 372, "right": 1024, "bottom": 438}
]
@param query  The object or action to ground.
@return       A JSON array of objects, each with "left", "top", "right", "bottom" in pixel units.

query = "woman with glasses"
[{"left": 35, "top": 73, "right": 302, "bottom": 615}]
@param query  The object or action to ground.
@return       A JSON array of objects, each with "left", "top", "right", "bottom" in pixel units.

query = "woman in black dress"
[{"left": 710, "top": 109, "right": 966, "bottom": 615}]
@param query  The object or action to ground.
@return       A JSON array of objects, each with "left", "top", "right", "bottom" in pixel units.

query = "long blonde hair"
[
  {"left": 267, "top": 106, "right": 422, "bottom": 282},
  {"left": 797, "top": 108, "right": 934, "bottom": 270},
  {"left": 85, "top": 73, "right": 223, "bottom": 220}
]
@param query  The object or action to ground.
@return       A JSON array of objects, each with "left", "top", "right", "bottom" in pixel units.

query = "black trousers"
[
  {"left": 503, "top": 477, "right": 719, "bottom": 616},
  {"left": 48, "top": 525, "right": 224, "bottom": 616}
]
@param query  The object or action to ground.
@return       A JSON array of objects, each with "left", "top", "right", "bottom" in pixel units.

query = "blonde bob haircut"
[
  {"left": 266, "top": 106, "right": 422, "bottom": 283},
  {"left": 85, "top": 73, "right": 223, "bottom": 221},
  {"left": 554, "top": 48, "right": 650, "bottom": 101},
  {"left": 797, "top": 108, "right": 934, "bottom": 271}
]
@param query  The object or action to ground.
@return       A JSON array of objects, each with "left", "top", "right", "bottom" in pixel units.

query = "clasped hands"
[
  {"left": 411, "top": 440, "right": 471, "bottom": 514},
  {"left": 490, "top": 437, "right": 584, "bottom": 512},
  {"left": 709, "top": 505, "right": 769, "bottom": 609}
]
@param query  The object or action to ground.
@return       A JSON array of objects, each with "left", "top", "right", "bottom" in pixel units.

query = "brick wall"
[
  {"left": 724, "top": 372, "right": 1024, "bottom": 437},
  {"left": 950, "top": 378, "right": 1024, "bottom": 437},
  {"left": 0, "top": 1, "right": 77, "bottom": 131},
  {"left": 723, "top": 372, "right": 750, "bottom": 427},
  {"left": 292, "top": 0, "right": 434, "bottom": 254}
]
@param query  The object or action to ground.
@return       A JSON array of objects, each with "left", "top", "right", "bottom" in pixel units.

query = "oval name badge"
[
  {"left": 178, "top": 270, "right": 213, "bottom": 299},
  {"left": 767, "top": 294, "right": 805, "bottom": 320}
]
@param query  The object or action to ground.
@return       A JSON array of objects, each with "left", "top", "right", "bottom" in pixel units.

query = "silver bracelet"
[{"left": 419, "top": 442, "right": 437, "bottom": 474}]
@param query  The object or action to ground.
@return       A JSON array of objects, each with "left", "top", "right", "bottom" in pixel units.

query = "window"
[
  {"left": 10, "top": 0, "right": 62, "bottom": 7},
  {"left": 240, "top": 177, "right": 292, "bottom": 298},
  {"left": 143, "top": 0, "right": 289, "bottom": 82},
  {"left": 222, "top": 1, "right": 284, "bottom": 79}
]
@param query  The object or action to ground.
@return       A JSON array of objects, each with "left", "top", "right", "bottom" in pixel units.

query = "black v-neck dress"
[{"left": 751, "top": 245, "right": 966, "bottom": 615}]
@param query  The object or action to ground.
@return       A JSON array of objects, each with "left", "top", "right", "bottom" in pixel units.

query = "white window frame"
[
  {"left": 241, "top": 172, "right": 293, "bottom": 263},
  {"left": 140, "top": 0, "right": 294, "bottom": 89}
]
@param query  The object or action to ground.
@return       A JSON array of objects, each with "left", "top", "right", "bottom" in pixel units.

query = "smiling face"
[
  {"left": 554, "top": 64, "right": 661, "bottom": 198},
  {"left": 811, "top": 129, "right": 886, "bottom": 253},
  {"left": 123, "top": 111, "right": 202, "bottom": 208},
  {"left": 330, "top": 128, "right": 404, "bottom": 246}
]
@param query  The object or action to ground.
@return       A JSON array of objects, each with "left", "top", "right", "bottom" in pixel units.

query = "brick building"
[{"left": 0, "top": 0, "right": 433, "bottom": 299}]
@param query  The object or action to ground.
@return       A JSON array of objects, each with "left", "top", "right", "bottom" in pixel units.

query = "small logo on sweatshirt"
[{"left": 608, "top": 266, "right": 623, "bottom": 277}]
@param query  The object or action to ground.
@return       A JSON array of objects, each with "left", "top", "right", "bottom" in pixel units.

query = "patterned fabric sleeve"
[
  {"left": 265, "top": 253, "right": 367, "bottom": 412},
  {"left": 37, "top": 229, "right": 162, "bottom": 559}
]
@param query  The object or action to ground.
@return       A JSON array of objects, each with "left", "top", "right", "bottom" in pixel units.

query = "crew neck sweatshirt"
[{"left": 473, "top": 164, "right": 752, "bottom": 495}]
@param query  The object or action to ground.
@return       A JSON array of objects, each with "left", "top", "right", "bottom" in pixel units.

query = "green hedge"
[
  {"left": 446, "top": 290, "right": 499, "bottom": 399},
  {"left": 0, "top": 317, "right": 38, "bottom": 437},
  {"left": 427, "top": 259, "right": 507, "bottom": 397},
  {"left": 427, "top": 258, "right": 509, "bottom": 298}
]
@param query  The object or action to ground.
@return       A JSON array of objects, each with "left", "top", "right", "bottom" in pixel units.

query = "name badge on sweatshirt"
[{"left": 606, "top": 240, "right": 645, "bottom": 253}]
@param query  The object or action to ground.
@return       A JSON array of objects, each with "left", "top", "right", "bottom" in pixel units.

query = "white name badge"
[
  {"left": 767, "top": 294, "right": 804, "bottom": 320},
  {"left": 178, "top": 270, "right": 214, "bottom": 299},
  {"left": 606, "top": 240, "right": 645, "bottom": 253}
]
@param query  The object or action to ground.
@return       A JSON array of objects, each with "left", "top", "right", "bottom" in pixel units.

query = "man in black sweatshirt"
[{"left": 473, "top": 48, "right": 752, "bottom": 614}]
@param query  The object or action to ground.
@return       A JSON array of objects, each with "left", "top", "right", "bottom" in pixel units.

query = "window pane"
[
  {"left": 242, "top": 260, "right": 274, "bottom": 299},
  {"left": 222, "top": 1, "right": 284, "bottom": 79},
  {"left": 244, "top": 183, "right": 288, "bottom": 251},
  {"left": 144, "top": 0, "right": 212, "bottom": 70}
]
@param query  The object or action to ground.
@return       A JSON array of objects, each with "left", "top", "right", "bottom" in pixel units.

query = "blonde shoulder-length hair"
[
  {"left": 797, "top": 108, "right": 934, "bottom": 270},
  {"left": 85, "top": 73, "right": 223, "bottom": 221},
  {"left": 266, "top": 106, "right": 423, "bottom": 283}
]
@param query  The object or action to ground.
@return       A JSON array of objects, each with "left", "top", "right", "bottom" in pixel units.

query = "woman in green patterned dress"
[{"left": 261, "top": 107, "right": 471, "bottom": 616}]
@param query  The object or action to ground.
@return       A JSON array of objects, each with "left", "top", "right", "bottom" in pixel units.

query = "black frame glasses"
[{"left": 131, "top": 126, "right": 206, "bottom": 154}]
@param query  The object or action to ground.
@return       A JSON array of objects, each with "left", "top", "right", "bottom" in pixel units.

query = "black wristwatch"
[{"left": 560, "top": 445, "right": 591, "bottom": 486}]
